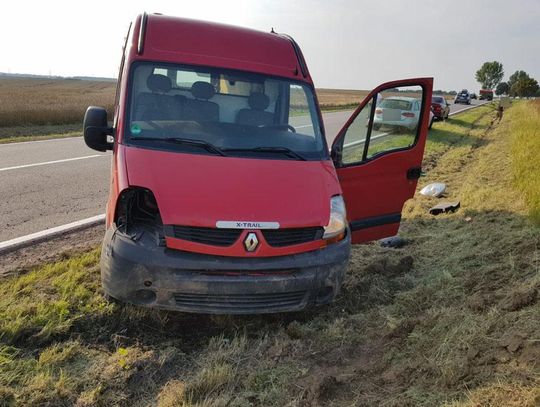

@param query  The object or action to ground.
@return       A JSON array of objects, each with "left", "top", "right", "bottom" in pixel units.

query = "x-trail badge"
[{"left": 244, "top": 232, "right": 259, "bottom": 252}]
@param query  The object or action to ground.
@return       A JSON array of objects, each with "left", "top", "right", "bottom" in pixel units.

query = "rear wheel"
[{"left": 373, "top": 124, "right": 381, "bottom": 131}]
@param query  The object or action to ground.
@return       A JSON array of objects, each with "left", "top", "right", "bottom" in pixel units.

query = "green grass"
[
  {"left": 0, "top": 124, "right": 81, "bottom": 144},
  {"left": 0, "top": 102, "right": 538, "bottom": 406},
  {"left": 509, "top": 101, "right": 540, "bottom": 224}
]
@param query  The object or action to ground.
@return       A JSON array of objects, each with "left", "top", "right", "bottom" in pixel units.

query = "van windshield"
[{"left": 126, "top": 62, "right": 326, "bottom": 161}]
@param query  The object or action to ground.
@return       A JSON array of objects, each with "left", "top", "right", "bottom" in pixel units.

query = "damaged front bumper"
[{"left": 100, "top": 225, "right": 351, "bottom": 314}]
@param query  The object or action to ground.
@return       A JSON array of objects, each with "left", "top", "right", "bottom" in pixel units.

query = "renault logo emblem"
[{"left": 244, "top": 232, "right": 259, "bottom": 252}]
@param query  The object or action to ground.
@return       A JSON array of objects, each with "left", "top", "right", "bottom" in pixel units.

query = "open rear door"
[{"left": 331, "top": 78, "right": 433, "bottom": 244}]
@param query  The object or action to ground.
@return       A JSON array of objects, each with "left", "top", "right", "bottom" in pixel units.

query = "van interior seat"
[
  {"left": 134, "top": 74, "right": 182, "bottom": 121},
  {"left": 183, "top": 81, "right": 220, "bottom": 122},
  {"left": 236, "top": 92, "right": 274, "bottom": 126}
]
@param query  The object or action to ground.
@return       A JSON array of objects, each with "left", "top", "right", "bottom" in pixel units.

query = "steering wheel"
[{"left": 258, "top": 123, "right": 296, "bottom": 133}]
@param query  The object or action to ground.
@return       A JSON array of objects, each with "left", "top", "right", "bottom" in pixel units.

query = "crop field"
[
  {"left": 1, "top": 102, "right": 538, "bottom": 406},
  {"left": 0, "top": 77, "right": 116, "bottom": 128}
]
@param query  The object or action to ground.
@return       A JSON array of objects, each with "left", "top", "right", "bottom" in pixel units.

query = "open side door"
[{"left": 331, "top": 78, "right": 433, "bottom": 244}]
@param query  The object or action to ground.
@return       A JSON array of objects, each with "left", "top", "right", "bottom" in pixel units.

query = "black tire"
[{"left": 373, "top": 124, "right": 381, "bottom": 131}]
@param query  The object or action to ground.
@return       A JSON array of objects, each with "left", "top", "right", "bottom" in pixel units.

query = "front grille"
[
  {"left": 262, "top": 227, "right": 324, "bottom": 247},
  {"left": 165, "top": 225, "right": 323, "bottom": 247},
  {"left": 173, "top": 290, "right": 306, "bottom": 312},
  {"left": 168, "top": 225, "right": 241, "bottom": 246}
]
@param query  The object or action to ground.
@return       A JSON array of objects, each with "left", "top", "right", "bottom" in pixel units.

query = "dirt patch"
[
  {"left": 297, "top": 344, "right": 385, "bottom": 407},
  {"left": 500, "top": 286, "right": 538, "bottom": 311},
  {"left": 0, "top": 225, "right": 103, "bottom": 277}
]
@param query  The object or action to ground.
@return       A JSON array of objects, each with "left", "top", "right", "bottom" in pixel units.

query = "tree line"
[{"left": 475, "top": 61, "right": 539, "bottom": 97}]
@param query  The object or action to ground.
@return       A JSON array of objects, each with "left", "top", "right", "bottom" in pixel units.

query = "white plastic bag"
[{"left": 420, "top": 182, "right": 446, "bottom": 197}]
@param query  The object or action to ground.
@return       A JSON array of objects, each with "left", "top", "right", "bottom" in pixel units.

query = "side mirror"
[{"left": 83, "top": 106, "right": 113, "bottom": 152}]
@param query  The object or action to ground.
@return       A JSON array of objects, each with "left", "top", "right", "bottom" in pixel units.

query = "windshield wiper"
[
  {"left": 223, "top": 146, "right": 307, "bottom": 161},
  {"left": 132, "top": 137, "right": 226, "bottom": 156}
]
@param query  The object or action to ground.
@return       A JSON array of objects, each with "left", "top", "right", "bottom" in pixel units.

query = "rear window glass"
[
  {"left": 153, "top": 67, "right": 262, "bottom": 97},
  {"left": 432, "top": 96, "right": 445, "bottom": 103},
  {"left": 380, "top": 99, "right": 412, "bottom": 110}
]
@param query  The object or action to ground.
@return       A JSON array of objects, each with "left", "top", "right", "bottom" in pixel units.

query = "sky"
[{"left": 1, "top": 0, "right": 539, "bottom": 92}]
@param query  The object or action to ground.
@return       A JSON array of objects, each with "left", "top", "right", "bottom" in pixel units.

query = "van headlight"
[{"left": 323, "top": 195, "right": 347, "bottom": 242}]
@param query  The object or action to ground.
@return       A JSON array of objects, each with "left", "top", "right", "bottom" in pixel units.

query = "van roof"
[{"left": 132, "top": 13, "right": 310, "bottom": 82}]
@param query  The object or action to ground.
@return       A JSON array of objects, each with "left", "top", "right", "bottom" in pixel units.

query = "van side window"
[
  {"left": 288, "top": 84, "right": 316, "bottom": 137},
  {"left": 176, "top": 71, "right": 212, "bottom": 88},
  {"left": 113, "top": 23, "right": 132, "bottom": 127}
]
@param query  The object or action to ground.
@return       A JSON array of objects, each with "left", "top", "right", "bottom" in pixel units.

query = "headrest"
[
  {"left": 248, "top": 92, "right": 270, "bottom": 111},
  {"left": 146, "top": 74, "right": 172, "bottom": 93},
  {"left": 191, "top": 81, "right": 215, "bottom": 100}
]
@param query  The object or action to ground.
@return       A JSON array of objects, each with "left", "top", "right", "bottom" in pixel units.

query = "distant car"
[
  {"left": 431, "top": 95, "right": 450, "bottom": 120},
  {"left": 373, "top": 97, "right": 429, "bottom": 131},
  {"left": 454, "top": 90, "right": 471, "bottom": 104},
  {"left": 470, "top": 92, "right": 477, "bottom": 99}
]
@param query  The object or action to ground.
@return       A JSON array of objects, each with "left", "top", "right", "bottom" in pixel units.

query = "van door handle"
[{"left": 407, "top": 167, "right": 422, "bottom": 180}]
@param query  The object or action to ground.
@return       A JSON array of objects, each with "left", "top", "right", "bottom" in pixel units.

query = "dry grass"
[
  {"left": 0, "top": 101, "right": 539, "bottom": 406},
  {"left": 315, "top": 88, "right": 369, "bottom": 111},
  {"left": 0, "top": 77, "right": 115, "bottom": 127},
  {"left": 509, "top": 100, "right": 540, "bottom": 223}
]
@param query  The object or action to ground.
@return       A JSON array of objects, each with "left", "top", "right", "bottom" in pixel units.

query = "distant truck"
[{"left": 479, "top": 89, "right": 493, "bottom": 101}]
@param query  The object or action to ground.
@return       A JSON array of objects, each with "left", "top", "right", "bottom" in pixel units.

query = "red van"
[{"left": 83, "top": 13, "right": 433, "bottom": 313}]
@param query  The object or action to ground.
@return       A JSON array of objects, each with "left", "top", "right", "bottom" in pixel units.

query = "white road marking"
[
  {"left": 0, "top": 214, "right": 106, "bottom": 254},
  {"left": 295, "top": 124, "right": 313, "bottom": 129},
  {"left": 0, "top": 154, "right": 106, "bottom": 172}
]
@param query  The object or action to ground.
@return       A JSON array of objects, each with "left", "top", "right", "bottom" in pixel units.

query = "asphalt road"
[{"left": 0, "top": 100, "right": 486, "bottom": 242}]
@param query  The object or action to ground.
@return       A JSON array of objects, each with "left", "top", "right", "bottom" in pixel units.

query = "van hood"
[{"left": 123, "top": 145, "right": 340, "bottom": 228}]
